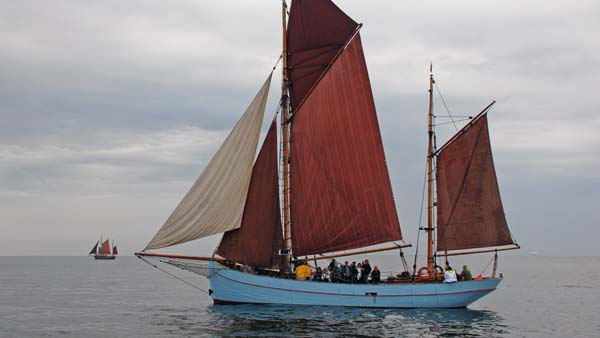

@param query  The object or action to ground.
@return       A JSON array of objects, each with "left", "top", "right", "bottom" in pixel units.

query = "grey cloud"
[{"left": 0, "top": 0, "right": 598, "bottom": 256}]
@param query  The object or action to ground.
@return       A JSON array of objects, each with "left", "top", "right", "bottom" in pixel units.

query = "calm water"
[{"left": 0, "top": 255, "right": 598, "bottom": 338}]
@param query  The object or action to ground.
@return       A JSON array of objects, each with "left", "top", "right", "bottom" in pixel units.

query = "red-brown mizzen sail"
[
  {"left": 217, "top": 120, "right": 283, "bottom": 268},
  {"left": 112, "top": 246, "right": 118, "bottom": 255},
  {"left": 287, "top": 0, "right": 358, "bottom": 109},
  {"left": 289, "top": 34, "right": 402, "bottom": 257},
  {"left": 435, "top": 114, "right": 515, "bottom": 251},
  {"left": 100, "top": 240, "right": 111, "bottom": 255}
]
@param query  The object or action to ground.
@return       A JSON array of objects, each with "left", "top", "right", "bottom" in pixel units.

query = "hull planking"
[{"left": 208, "top": 262, "right": 500, "bottom": 308}]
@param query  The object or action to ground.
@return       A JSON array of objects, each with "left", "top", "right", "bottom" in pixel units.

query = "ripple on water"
[{"left": 144, "top": 304, "right": 509, "bottom": 337}]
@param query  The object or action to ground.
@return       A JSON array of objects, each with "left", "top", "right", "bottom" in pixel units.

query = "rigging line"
[
  {"left": 434, "top": 81, "right": 458, "bottom": 131},
  {"left": 436, "top": 115, "right": 474, "bottom": 118},
  {"left": 137, "top": 255, "right": 210, "bottom": 295},
  {"left": 435, "top": 118, "right": 471, "bottom": 127},
  {"left": 479, "top": 254, "right": 495, "bottom": 277},
  {"left": 412, "top": 159, "right": 429, "bottom": 279},
  {"left": 272, "top": 53, "right": 283, "bottom": 72}
]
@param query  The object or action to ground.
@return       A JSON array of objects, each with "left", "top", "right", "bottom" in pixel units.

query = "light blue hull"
[{"left": 208, "top": 262, "right": 501, "bottom": 308}]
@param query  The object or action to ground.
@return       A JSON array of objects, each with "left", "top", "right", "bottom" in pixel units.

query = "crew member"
[
  {"left": 444, "top": 265, "right": 457, "bottom": 283},
  {"left": 295, "top": 260, "right": 312, "bottom": 280}
]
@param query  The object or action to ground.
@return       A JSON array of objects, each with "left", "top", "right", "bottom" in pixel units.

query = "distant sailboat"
[
  {"left": 90, "top": 237, "right": 117, "bottom": 260},
  {"left": 136, "top": 0, "right": 518, "bottom": 308}
]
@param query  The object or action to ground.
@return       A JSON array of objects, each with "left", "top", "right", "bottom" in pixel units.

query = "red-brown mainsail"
[
  {"left": 435, "top": 113, "right": 514, "bottom": 251},
  {"left": 100, "top": 240, "right": 111, "bottom": 255},
  {"left": 217, "top": 121, "right": 282, "bottom": 268},
  {"left": 290, "top": 33, "right": 402, "bottom": 257},
  {"left": 287, "top": 0, "right": 358, "bottom": 109}
]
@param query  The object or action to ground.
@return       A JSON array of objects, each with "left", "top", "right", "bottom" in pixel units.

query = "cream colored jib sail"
[{"left": 145, "top": 75, "right": 272, "bottom": 250}]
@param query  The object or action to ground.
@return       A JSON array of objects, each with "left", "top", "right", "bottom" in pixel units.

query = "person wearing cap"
[{"left": 460, "top": 265, "right": 472, "bottom": 281}]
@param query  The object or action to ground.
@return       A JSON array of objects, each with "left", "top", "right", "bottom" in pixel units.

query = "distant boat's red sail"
[
  {"left": 436, "top": 114, "right": 514, "bottom": 251},
  {"left": 217, "top": 121, "right": 283, "bottom": 268},
  {"left": 112, "top": 246, "right": 118, "bottom": 255},
  {"left": 100, "top": 240, "right": 111, "bottom": 255},
  {"left": 290, "top": 35, "right": 403, "bottom": 257},
  {"left": 287, "top": 0, "right": 358, "bottom": 109}
]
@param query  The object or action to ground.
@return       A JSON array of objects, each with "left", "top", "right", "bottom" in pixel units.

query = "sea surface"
[{"left": 0, "top": 255, "right": 598, "bottom": 338}]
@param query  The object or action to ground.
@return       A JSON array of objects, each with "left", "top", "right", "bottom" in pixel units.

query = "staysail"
[
  {"left": 89, "top": 241, "right": 99, "bottom": 255},
  {"left": 145, "top": 75, "right": 272, "bottom": 250},
  {"left": 217, "top": 120, "right": 282, "bottom": 268},
  {"left": 435, "top": 113, "right": 515, "bottom": 251},
  {"left": 100, "top": 240, "right": 111, "bottom": 255},
  {"left": 287, "top": 0, "right": 358, "bottom": 108},
  {"left": 289, "top": 33, "right": 403, "bottom": 257}
]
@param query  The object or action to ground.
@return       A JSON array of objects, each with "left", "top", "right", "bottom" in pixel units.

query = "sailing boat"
[
  {"left": 136, "top": 0, "right": 518, "bottom": 308},
  {"left": 90, "top": 237, "right": 117, "bottom": 260}
]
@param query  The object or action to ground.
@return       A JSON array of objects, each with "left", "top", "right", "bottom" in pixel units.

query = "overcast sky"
[{"left": 1, "top": 0, "right": 598, "bottom": 256}]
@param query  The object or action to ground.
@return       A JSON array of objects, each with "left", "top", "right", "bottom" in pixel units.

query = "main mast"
[
  {"left": 426, "top": 64, "right": 435, "bottom": 275},
  {"left": 281, "top": 0, "right": 292, "bottom": 272}
]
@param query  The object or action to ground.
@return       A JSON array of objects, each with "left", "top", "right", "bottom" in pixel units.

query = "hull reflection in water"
[
  {"left": 209, "top": 262, "right": 501, "bottom": 308},
  {"left": 203, "top": 304, "right": 506, "bottom": 337}
]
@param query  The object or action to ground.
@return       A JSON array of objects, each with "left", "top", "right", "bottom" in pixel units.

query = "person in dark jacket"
[
  {"left": 313, "top": 267, "right": 323, "bottom": 282},
  {"left": 370, "top": 266, "right": 381, "bottom": 284},
  {"left": 332, "top": 264, "right": 341, "bottom": 283},
  {"left": 361, "top": 259, "right": 372, "bottom": 283},
  {"left": 351, "top": 261, "right": 359, "bottom": 284},
  {"left": 342, "top": 261, "right": 351, "bottom": 283},
  {"left": 460, "top": 265, "right": 472, "bottom": 281}
]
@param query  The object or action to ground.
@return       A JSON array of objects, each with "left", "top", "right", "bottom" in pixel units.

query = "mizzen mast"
[
  {"left": 280, "top": 0, "right": 292, "bottom": 272},
  {"left": 426, "top": 63, "right": 435, "bottom": 275}
]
